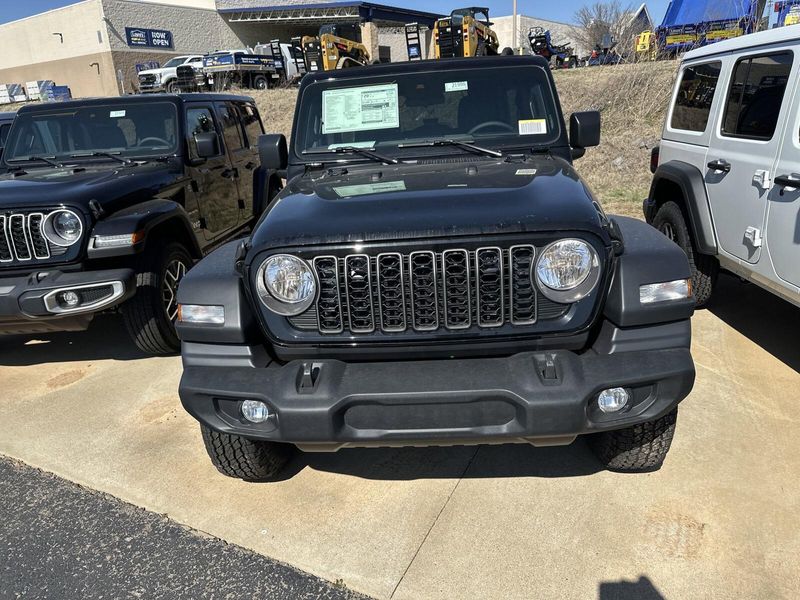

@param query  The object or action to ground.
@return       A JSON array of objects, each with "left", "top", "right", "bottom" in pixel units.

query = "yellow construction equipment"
[
  {"left": 434, "top": 7, "right": 504, "bottom": 58},
  {"left": 301, "top": 24, "right": 371, "bottom": 72},
  {"left": 635, "top": 30, "right": 658, "bottom": 61}
]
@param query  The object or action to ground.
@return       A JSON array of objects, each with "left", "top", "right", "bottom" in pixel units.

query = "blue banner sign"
[{"left": 125, "top": 27, "right": 174, "bottom": 49}]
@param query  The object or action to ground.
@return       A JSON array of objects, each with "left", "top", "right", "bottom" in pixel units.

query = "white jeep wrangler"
[{"left": 646, "top": 26, "right": 800, "bottom": 308}]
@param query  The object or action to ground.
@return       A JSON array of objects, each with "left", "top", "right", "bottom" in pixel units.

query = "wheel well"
[
  {"left": 651, "top": 179, "right": 690, "bottom": 220},
  {"left": 146, "top": 218, "right": 201, "bottom": 259}
]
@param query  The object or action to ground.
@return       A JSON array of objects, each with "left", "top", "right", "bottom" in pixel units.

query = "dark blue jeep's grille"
[
  {"left": 289, "top": 242, "right": 574, "bottom": 338},
  {"left": 0, "top": 211, "right": 71, "bottom": 268}
]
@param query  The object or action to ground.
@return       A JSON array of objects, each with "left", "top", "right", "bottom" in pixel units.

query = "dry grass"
[{"left": 553, "top": 61, "right": 679, "bottom": 216}]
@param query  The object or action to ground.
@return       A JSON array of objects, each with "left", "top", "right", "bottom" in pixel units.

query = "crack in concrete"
[{"left": 388, "top": 446, "right": 481, "bottom": 599}]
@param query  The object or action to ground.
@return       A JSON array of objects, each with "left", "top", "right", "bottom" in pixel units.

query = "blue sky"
[{"left": 1, "top": 0, "right": 673, "bottom": 26}]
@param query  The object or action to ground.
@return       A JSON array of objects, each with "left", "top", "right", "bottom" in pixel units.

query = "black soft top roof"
[{"left": 15, "top": 93, "right": 255, "bottom": 115}]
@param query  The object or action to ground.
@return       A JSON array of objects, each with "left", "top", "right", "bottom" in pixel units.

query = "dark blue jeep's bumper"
[{"left": 179, "top": 330, "right": 694, "bottom": 452}]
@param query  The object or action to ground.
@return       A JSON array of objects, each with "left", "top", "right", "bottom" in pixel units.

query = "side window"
[
  {"left": 0, "top": 123, "right": 11, "bottom": 146},
  {"left": 217, "top": 103, "right": 244, "bottom": 152},
  {"left": 186, "top": 107, "right": 218, "bottom": 158},
  {"left": 238, "top": 103, "right": 264, "bottom": 147},
  {"left": 670, "top": 61, "right": 721, "bottom": 132},
  {"left": 722, "top": 52, "right": 792, "bottom": 140}
]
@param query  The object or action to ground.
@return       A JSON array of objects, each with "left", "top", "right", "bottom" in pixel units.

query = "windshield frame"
[
  {"left": 161, "top": 57, "right": 187, "bottom": 68},
  {"left": 2, "top": 101, "right": 182, "bottom": 166},
  {"left": 290, "top": 62, "right": 566, "bottom": 165}
]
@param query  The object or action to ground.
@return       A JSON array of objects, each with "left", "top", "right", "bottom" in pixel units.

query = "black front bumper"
[
  {"left": 180, "top": 344, "right": 694, "bottom": 451},
  {"left": 0, "top": 268, "right": 136, "bottom": 335}
]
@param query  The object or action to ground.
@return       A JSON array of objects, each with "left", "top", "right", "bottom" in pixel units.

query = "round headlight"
[
  {"left": 535, "top": 239, "right": 600, "bottom": 303},
  {"left": 256, "top": 254, "right": 317, "bottom": 316},
  {"left": 43, "top": 209, "right": 83, "bottom": 247}
]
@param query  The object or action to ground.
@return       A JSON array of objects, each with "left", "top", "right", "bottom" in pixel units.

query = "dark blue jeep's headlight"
[{"left": 43, "top": 209, "right": 83, "bottom": 247}]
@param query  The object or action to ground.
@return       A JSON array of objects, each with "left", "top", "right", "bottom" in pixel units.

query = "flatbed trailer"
[{"left": 201, "top": 51, "right": 281, "bottom": 90}]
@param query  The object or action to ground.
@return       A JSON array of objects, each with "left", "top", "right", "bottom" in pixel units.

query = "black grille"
[
  {"left": 305, "top": 244, "right": 571, "bottom": 336},
  {"left": 0, "top": 211, "right": 60, "bottom": 266},
  {"left": 138, "top": 74, "right": 157, "bottom": 85}
]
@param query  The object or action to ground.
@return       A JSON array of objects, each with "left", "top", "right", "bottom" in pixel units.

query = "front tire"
[
  {"left": 252, "top": 75, "right": 269, "bottom": 90},
  {"left": 165, "top": 80, "right": 180, "bottom": 94},
  {"left": 201, "top": 425, "right": 293, "bottom": 482},
  {"left": 122, "top": 242, "right": 191, "bottom": 355},
  {"left": 589, "top": 408, "right": 678, "bottom": 472},
  {"left": 652, "top": 201, "right": 718, "bottom": 306}
]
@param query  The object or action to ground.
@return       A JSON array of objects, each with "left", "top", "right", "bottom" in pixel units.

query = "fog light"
[
  {"left": 59, "top": 291, "right": 80, "bottom": 307},
  {"left": 241, "top": 399, "right": 272, "bottom": 424},
  {"left": 597, "top": 387, "right": 629, "bottom": 413}
]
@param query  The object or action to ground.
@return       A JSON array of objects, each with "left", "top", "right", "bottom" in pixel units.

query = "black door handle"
[
  {"left": 774, "top": 174, "right": 800, "bottom": 188},
  {"left": 244, "top": 161, "right": 256, "bottom": 170},
  {"left": 707, "top": 159, "right": 731, "bottom": 173}
]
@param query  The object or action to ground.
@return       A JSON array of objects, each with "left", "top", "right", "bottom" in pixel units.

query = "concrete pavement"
[{"left": 0, "top": 274, "right": 798, "bottom": 599}]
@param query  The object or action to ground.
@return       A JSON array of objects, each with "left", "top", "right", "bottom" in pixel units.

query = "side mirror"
[
  {"left": 194, "top": 131, "right": 219, "bottom": 159},
  {"left": 569, "top": 111, "right": 601, "bottom": 156},
  {"left": 259, "top": 133, "right": 288, "bottom": 171}
]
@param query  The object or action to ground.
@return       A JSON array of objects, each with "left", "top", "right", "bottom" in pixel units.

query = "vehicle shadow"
[
  {"left": 598, "top": 576, "right": 665, "bottom": 599},
  {"left": 276, "top": 439, "right": 605, "bottom": 481},
  {"left": 0, "top": 315, "right": 150, "bottom": 366},
  {"left": 707, "top": 273, "right": 800, "bottom": 373}
]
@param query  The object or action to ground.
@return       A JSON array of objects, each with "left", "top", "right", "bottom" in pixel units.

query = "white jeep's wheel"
[{"left": 652, "top": 201, "right": 718, "bottom": 306}]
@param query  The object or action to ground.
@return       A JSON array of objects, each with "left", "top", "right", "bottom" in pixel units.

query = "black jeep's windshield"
[
  {"left": 3, "top": 102, "right": 179, "bottom": 164},
  {"left": 295, "top": 65, "right": 560, "bottom": 160}
]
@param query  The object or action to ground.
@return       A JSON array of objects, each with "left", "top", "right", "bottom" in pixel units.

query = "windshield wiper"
[
  {"left": 303, "top": 146, "right": 398, "bottom": 165},
  {"left": 69, "top": 151, "right": 134, "bottom": 165},
  {"left": 397, "top": 139, "right": 503, "bottom": 158},
  {"left": 7, "top": 155, "right": 63, "bottom": 168}
]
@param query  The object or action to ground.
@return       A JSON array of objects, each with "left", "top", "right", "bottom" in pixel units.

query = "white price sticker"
[
  {"left": 518, "top": 119, "right": 548, "bottom": 135},
  {"left": 445, "top": 81, "right": 469, "bottom": 92},
  {"left": 322, "top": 84, "right": 400, "bottom": 135}
]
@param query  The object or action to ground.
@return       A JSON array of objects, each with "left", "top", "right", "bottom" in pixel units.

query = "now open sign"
[{"left": 125, "top": 27, "right": 174, "bottom": 49}]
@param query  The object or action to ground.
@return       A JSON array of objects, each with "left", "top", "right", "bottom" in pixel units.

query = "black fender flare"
[
  {"left": 646, "top": 161, "right": 717, "bottom": 255},
  {"left": 87, "top": 199, "right": 202, "bottom": 259}
]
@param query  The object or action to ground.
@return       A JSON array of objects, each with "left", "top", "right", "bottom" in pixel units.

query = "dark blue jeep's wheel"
[
  {"left": 201, "top": 425, "right": 293, "bottom": 482},
  {"left": 122, "top": 242, "right": 191, "bottom": 355},
  {"left": 589, "top": 408, "right": 678, "bottom": 472}
]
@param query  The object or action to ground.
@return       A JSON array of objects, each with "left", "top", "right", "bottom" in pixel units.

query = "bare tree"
[{"left": 572, "top": 1, "right": 637, "bottom": 53}]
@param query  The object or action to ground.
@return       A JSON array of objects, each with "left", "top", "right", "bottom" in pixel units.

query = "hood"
[
  {"left": 251, "top": 156, "right": 609, "bottom": 249},
  {"left": 0, "top": 162, "right": 185, "bottom": 214},
  {"left": 138, "top": 68, "right": 173, "bottom": 77}
]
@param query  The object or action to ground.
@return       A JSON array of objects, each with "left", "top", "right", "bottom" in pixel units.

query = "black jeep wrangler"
[
  {"left": 177, "top": 56, "right": 696, "bottom": 480},
  {"left": 0, "top": 94, "right": 280, "bottom": 354}
]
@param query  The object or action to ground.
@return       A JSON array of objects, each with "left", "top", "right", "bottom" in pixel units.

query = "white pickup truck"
[{"left": 137, "top": 55, "right": 203, "bottom": 93}]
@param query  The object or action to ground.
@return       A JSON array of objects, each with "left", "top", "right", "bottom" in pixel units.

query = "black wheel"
[
  {"left": 165, "top": 80, "right": 180, "bottom": 94},
  {"left": 121, "top": 242, "right": 191, "bottom": 355},
  {"left": 201, "top": 425, "right": 293, "bottom": 482},
  {"left": 652, "top": 201, "right": 718, "bottom": 306},
  {"left": 252, "top": 75, "right": 269, "bottom": 90},
  {"left": 589, "top": 408, "right": 678, "bottom": 472}
]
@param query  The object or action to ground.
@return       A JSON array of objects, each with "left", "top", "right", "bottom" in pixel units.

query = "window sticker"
[
  {"left": 322, "top": 83, "right": 400, "bottom": 134},
  {"left": 445, "top": 81, "right": 469, "bottom": 92},
  {"left": 333, "top": 181, "right": 406, "bottom": 197},
  {"left": 518, "top": 119, "right": 547, "bottom": 135},
  {"left": 328, "top": 141, "right": 376, "bottom": 150},
  {"left": 110, "top": 110, "right": 126, "bottom": 118},
  {"left": 515, "top": 168, "right": 538, "bottom": 176}
]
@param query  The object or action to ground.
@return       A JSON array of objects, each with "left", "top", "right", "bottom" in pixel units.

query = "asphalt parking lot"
[{"left": 1, "top": 274, "right": 799, "bottom": 600}]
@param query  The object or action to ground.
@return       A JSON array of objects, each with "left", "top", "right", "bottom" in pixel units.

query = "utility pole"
[{"left": 513, "top": 0, "right": 518, "bottom": 53}]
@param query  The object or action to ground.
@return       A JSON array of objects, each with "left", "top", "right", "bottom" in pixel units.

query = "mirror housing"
[
  {"left": 569, "top": 111, "right": 601, "bottom": 156},
  {"left": 194, "top": 132, "right": 219, "bottom": 159},
  {"left": 259, "top": 134, "right": 288, "bottom": 171}
]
